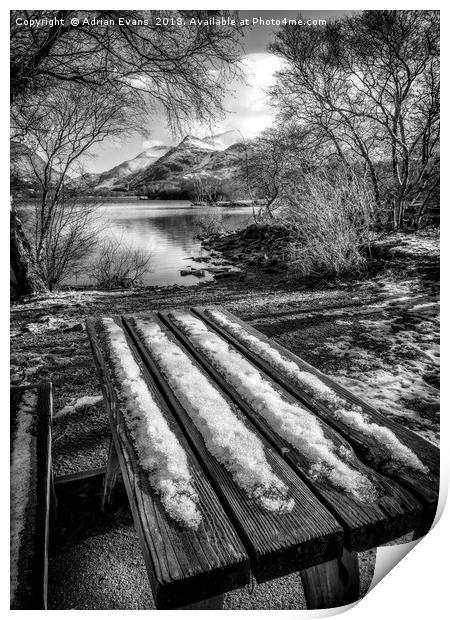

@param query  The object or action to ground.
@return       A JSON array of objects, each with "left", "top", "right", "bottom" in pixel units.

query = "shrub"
[
  {"left": 280, "top": 170, "right": 376, "bottom": 278},
  {"left": 89, "top": 238, "right": 151, "bottom": 289}
]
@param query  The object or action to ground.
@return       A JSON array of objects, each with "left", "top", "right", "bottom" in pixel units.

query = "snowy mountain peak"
[
  {"left": 179, "top": 135, "right": 217, "bottom": 151},
  {"left": 202, "top": 130, "right": 241, "bottom": 151}
]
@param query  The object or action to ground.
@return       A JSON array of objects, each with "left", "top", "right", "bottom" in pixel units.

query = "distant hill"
[
  {"left": 75, "top": 144, "right": 171, "bottom": 192},
  {"left": 11, "top": 130, "right": 247, "bottom": 199},
  {"left": 127, "top": 131, "right": 245, "bottom": 198},
  {"left": 10, "top": 141, "right": 50, "bottom": 194}
]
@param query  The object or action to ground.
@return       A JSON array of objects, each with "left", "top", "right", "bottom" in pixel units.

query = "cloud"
[
  {"left": 141, "top": 138, "right": 166, "bottom": 149},
  {"left": 220, "top": 52, "right": 285, "bottom": 139},
  {"left": 241, "top": 53, "right": 285, "bottom": 89}
]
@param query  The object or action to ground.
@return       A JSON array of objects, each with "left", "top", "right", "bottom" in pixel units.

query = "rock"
[
  {"left": 214, "top": 270, "right": 239, "bottom": 279},
  {"left": 65, "top": 322, "right": 85, "bottom": 332},
  {"left": 180, "top": 268, "right": 206, "bottom": 277}
]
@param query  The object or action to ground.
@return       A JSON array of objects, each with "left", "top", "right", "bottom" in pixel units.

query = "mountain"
[
  {"left": 130, "top": 136, "right": 218, "bottom": 190},
  {"left": 127, "top": 132, "right": 244, "bottom": 196},
  {"left": 185, "top": 143, "right": 247, "bottom": 180},
  {"left": 10, "top": 141, "right": 60, "bottom": 194},
  {"left": 77, "top": 144, "right": 170, "bottom": 192},
  {"left": 11, "top": 131, "right": 246, "bottom": 198},
  {"left": 201, "top": 130, "right": 242, "bottom": 151}
]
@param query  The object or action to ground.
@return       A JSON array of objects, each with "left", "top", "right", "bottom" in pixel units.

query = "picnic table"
[{"left": 86, "top": 306, "right": 439, "bottom": 610}]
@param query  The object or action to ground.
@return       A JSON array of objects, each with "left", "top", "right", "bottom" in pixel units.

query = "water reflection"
[{"left": 74, "top": 200, "right": 253, "bottom": 286}]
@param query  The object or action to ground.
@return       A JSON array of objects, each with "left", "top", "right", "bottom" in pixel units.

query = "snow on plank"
[
  {"left": 195, "top": 305, "right": 439, "bottom": 530},
  {"left": 162, "top": 309, "right": 424, "bottom": 551},
  {"left": 86, "top": 317, "right": 248, "bottom": 609},
  {"left": 10, "top": 383, "right": 52, "bottom": 610},
  {"left": 124, "top": 314, "right": 343, "bottom": 582}
]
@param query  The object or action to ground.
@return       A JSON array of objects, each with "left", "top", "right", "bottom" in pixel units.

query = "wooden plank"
[
  {"left": 86, "top": 317, "right": 249, "bottom": 609},
  {"left": 102, "top": 438, "right": 121, "bottom": 511},
  {"left": 34, "top": 382, "right": 53, "bottom": 610},
  {"left": 160, "top": 309, "right": 424, "bottom": 551},
  {"left": 124, "top": 314, "right": 343, "bottom": 583},
  {"left": 10, "top": 382, "right": 53, "bottom": 610},
  {"left": 195, "top": 305, "right": 439, "bottom": 533}
]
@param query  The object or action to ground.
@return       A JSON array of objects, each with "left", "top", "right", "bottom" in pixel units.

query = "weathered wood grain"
[
  {"left": 124, "top": 314, "right": 343, "bottom": 583},
  {"left": 102, "top": 438, "right": 121, "bottom": 511},
  {"left": 300, "top": 547, "right": 361, "bottom": 609},
  {"left": 34, "top": 382, "right": 53, "bottom": 610},
  {"left": 160, "top": 309, "right": 424, "bottom": 551},
  {"left": 10, "top": 382, "right": 53, "bottom": 610},
  {"left": 86, "top": 317, "right": 249, "bottom": 609},
  {"left": 195, "top": 305, "right": 439, "bottom": 535}
]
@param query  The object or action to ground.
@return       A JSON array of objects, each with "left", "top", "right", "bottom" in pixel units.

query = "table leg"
[
  {"left": 178, "top": 594, "right": 225, "bottom": 609},
  {"left": 102, "top": 438, "right": 120, "bottom": 511},
  {"left": 300, "top": 547, "right": 360, "bottom": 609}
]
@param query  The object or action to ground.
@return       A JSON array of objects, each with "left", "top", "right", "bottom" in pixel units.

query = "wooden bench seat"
[
  {"left": 10, "top": 382, "right": 53, "bottom": 610},
  {"left": 192, "top": 305, "right": 440, "bottom": 537},
  {"left": 162, "top": 309, "right": 428, "bottom": 550},
  {"left": 124, "top": 315, "right": 343, "bottom": 583},
  {"left": 85, "top": 308, "right": 439, "bottom": 610}
]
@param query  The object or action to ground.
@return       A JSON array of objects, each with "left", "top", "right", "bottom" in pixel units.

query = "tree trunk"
[{"left": 10, "top": 204, "right": 48, "bottom": 296}]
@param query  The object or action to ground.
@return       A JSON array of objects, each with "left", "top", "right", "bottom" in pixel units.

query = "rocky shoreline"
[
  {"left": 199, "top": 223, "right": 297, "bottom": 273},
  {"left": 198, "top": 224, "right": 440, "bottom": 279}
]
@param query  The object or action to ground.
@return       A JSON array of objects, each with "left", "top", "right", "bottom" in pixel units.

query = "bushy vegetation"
[
  {"left": 89, "top": 238, "right": 151, "bottom": 289},
  {"left": 282, "top": 171, "right": 376, "bottom": 278}
]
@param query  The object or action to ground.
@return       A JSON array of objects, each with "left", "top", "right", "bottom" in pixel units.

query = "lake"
[{"left": 69, "top": 200, "right": 253, "bottom": 287}]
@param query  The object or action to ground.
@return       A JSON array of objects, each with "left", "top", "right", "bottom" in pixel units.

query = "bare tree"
[
  {"left": 270, "top": 10, "right": 439, "bottom": 230},
  {"left": 10, "top": 10, "right": 243, "bottom": 294},
  {"left": 242, "top": 126, "right": 315, "bottom": 221},
  {"left": 10, "top": 203, "right": 47, "bottom": 295},
  {"left": 11, "top": 11, "right": 242, "bottom": 127},
  {"left": 191, "top": 175, "right": 222, "bottom": 205},
  {"left": 35, "top": 197, "right": 102, "bottom": 290},
  {"left": 18, "top": 84, "right": 141, "bottom": 266}
]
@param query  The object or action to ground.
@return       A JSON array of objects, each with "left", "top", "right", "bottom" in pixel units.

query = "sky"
[{"left": 87, "top": 10, "right": 349, "bottom": 174}]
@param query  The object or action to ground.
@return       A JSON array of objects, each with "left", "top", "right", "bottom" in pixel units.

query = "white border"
[{"left": 3, "top": 2, "right": 447, "bottom": 618}]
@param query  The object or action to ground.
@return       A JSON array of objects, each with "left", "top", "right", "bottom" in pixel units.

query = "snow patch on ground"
[
  {"left": 102, "top": 318, "right": 201, "bottom": 529},
  {"left": 308, "top": 308, "right": 439, "bottom": 445},
  {"left": 23, "top": 316, "right": 84, "bottom": 334},
  {"left": 135, "top": 318, "right": 294, "bottom": 513},
  {"left": 389, "top": 235, "right": 439, "bottom": 260},
  {"left": 171, "top": 311, "right": 378, "bottom": 502},
  {"left": 10, "top": 352, "right": 85, "bottom": 386},
  {"left": 12, "top": 290, "right": 136, "bottom": 312},
  {"left": 10, "top": 389, "right": 37, "bottom": 605},
  {"left": 207, "top": 310, "right": 429, "bottom": 474},
  {"left": 10, "top": 355, "right": 45, "bottom": 385},
  {"left": 332, "top": 367, "right": 439, "bottom": 444},
  {"left": 55, "top": 395, "right": 103, "bottom": 418}
]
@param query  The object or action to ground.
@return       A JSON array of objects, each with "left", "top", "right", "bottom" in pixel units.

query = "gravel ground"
[{"left": 48, "top": 502, "right": 377, "bottom": 610}]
